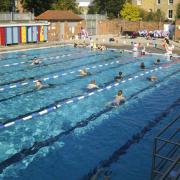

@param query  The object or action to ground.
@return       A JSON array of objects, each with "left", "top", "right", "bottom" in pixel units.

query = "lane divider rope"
[
  {"left": 0, "top": 55, "right": 142, "bottom": 92},
  {"left": 0, "top": 65, "right": 174, "bottom": 129},
  {"left": 0, "top": 71, "right": 178, "bottom": 174}
]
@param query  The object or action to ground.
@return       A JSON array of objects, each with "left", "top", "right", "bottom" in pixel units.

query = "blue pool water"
[{"left": 0, "top": 45, "right": 179, "bottom": 180}]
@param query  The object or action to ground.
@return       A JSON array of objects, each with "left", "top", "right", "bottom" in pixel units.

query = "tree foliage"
[
  {"left": 51, "top": 0, "right": 79, "bottom": 14},
  {"left": 120, "top": 3, "right": 140, "bottom": 21},
  {"left": 139, "top": 8, "right": 165, "bottom": 22},
  {"left": 21, "top": 0, "right": 55, "bottom": 16},
  {"left": 177, "top": 3, "right": 180, "bottom": 19},
  {"left": 0, "top": 0, "right": 12, "bottom": 12},
  {"left": 88, "top": 0, "right": 126, "bottom": 18}
]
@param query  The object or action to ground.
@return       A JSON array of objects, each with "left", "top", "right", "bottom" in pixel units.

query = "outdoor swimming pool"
[{"left": 0, "top": 45, "right": 179, "bottom": 180}]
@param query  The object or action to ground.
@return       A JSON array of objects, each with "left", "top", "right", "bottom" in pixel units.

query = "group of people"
[
  {"left": 30, "top": 39, "right": 168, "bottom": 108},
  {"left": 73, "top": 38, "right": 107, "bottom": 51},
  {"left": 33, "top": 56, "right": 161, "bottom": 107},
  {"left": 140, "top": 58, "right": 162, "bottom": 81},
  {"left": 132, "top": 36, "right": 175, "bottom": 58}
]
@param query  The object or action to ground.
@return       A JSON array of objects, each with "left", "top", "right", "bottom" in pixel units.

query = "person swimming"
[
  {"left": 97, "top": 44, "right": 106, "bottom": 51},
  {"left": 79, "top": 69, "right": 91, "bottom": 76},
  {"left": 147, "top": 76, "right": 157, "bottom": 81},
  {"left": 114, "top": 72, "right": 123, "bottom": 81},
  {"left": 87, "top": 80, "right": 99, "bottom": 90},
  {"left": 111, "top": 90, "right": 125, "bottom": 107},
  {"left": 35, "top": 80, "right": 50, "bottom": 90},
  {"left": 31, "top": 57, "right": 41, "bottom": 65},
  {"left": 154, "top": 59, "right": 160, "bottom": 65},
  {"left": 140, "top": 62, "right": 145, "bottom": 69}
]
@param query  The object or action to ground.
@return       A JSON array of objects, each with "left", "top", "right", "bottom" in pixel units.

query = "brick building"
[
  {"left": 132, "top": 0, "right": 179, "bottom": 20},
  {"left": 36, "top": 10, "right": 84, "bottom": 41}
]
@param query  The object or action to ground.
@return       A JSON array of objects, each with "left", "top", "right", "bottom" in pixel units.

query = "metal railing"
[
  {"left": 0, "top": 12, "right": 34, "bottom": 21},
  {"left": 151, "top": 114, "right": 180, "bottom": 180}
]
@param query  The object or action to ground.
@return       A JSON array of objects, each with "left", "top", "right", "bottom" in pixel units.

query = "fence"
[
  {"left": 80, "top": 14, "right": 107, "bottom": 35},
  {"left": 96, "top": 19, "right": 164, "bottom": 35},
  {"left": 0, "top": 12, "right": 34, "bottom": 21}
]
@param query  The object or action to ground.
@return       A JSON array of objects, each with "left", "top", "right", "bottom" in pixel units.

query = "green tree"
[
  {"left": 120, "top": 3, "right": 140, "bottom": 21},
  {"left": 88, "top": 0, "right": 126, "bottom": 18},
  {"left": 51, "top": 0, "right": 79, "bottom": 14},
  {"left": 154, "top": 9, "right": 165, "bottom": 21},
  {"left": 177, "top": 3, "right": 180, "bottom": 19},
  {"left": 139, "top": 8, "right": 165, "bottom": 22},
  {"left": 0, "top": 0, "right": 12, "bottom": 11},
  {"left": 146, "top": 11, "right": 154, "bottom": 21},
  {"left": 21, "top": 0, "right": 55, "bottom": 16}
]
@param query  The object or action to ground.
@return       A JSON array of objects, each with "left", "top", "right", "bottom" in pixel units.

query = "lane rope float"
[
  {"left": 0, "top": 73, "right": 179, "bottom": 175},
  {"left": 0, "top": 64, "right": 178, "bottom": 129},
  {"left": 0, "top": 54, "right": 142, "bottom": 92}
]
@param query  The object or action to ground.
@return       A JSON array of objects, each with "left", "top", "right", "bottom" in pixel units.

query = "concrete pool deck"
[{"left": 0, "top": 36, "right": 179, "bottom": 55}]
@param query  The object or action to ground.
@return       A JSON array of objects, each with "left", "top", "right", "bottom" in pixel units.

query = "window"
[
  {"left": 168, "top": 10, "right": 173, "bottom": 19},
  {"left": 157, "top": 0, "right": 160, "bottom": 4},
  {"left": 169, "top": 0, "right": 173, "bottom": 4}
]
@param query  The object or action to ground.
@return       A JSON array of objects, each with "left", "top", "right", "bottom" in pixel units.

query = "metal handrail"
[
  {"left": 151, "top": 114, "right": 180, "bottom": 180},
  {"left": 159, "top": 157, "right": 180, "bottom": 180},
  {"left": 156, "top": 114, "right": 180, "bottom": 137}
]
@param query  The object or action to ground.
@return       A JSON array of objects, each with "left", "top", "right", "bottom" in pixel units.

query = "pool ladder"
[{"left": 151, "top": 114, "right": 180, "bottom": 180}]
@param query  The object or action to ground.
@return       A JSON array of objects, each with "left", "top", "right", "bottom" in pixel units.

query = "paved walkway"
[{"left": 0, "top": 36, "right": 179, "bottom": 55}]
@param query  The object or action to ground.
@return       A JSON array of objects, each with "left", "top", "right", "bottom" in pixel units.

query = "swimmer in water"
[
  {"left": 111, "top": 90, "right": 125, "bottom": 107},
  {"left": 87, "top": 80, "right": 99, "bottom": 90},
  {"left": 154, "top": 59, "right": 160, "bottom": 65},
  {"left": 147, "top": 76, "right": 157, "bottom": 81},
  {"left": 31, "top": 57, "right": 41, "bottom": 65},
  {"left": 114, "top": 72, "right": 123, "bottom": 81},
  {"left": 140, "top": 62, "right": 145, "bottom": 69},
  {"left": 35, "top": 80, "right": 43, "bottom": 89},
  {"left": 35, "top": 80, "right": 50, "bottom": 90},
  {"left": 79, "top": 69, "right": 91, "bottom": 76}
]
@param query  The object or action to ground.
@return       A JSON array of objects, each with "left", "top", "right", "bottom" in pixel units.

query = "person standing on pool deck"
[
  {"left": 141, "top": 46, "right": 146, "bottom": 55},
  {"left": 87, "top": 80, "right": 99, "bottom": 90}
]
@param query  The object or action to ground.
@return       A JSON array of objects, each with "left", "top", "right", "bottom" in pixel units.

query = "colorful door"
[
  {"left": 1, "top": 27, "right": 6, "bottom": 46},
  {"left": 6, "top": 27, "right": 13, "bottom": 45},
  {"left": 21, "top": 26, "right": 27, "bottom": 43},
  {"left": 12, "top": 27, "right": 18, "bottom": 44},
  {"left": 40, "top": 26, "right": 44, "bottom": 41},
  {"left": 44, "top": 26, "right": 48, "bottom": 41},
  {"left": 32, "top": 26, "right": 38, "bottom": 42},
  {"left": 27, "top": 26, "right": 33, "bottom": 42},
  {"left": 19, "top": 27, "right": 22, "bottom": 43}
]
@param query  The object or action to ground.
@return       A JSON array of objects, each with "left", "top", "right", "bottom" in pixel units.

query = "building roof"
[{"left": 35, "top": 10, "right": 84, "bottom": 21}]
